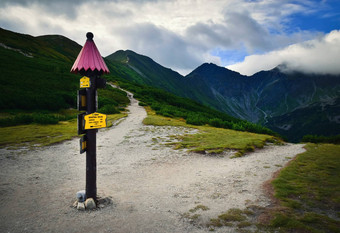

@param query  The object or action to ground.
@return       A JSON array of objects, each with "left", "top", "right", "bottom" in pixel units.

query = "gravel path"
[{"left": 0, "top": 93, "right": 305, "bottom": 233}]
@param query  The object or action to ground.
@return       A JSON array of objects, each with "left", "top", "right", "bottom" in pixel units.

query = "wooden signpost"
[{"left": 71, "top": 32, "right": 110, "bottom": 202}]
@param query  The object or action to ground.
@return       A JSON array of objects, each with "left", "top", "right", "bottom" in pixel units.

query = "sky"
[{"left": 0, "top": 0, "right": 340, "bottom": 76}]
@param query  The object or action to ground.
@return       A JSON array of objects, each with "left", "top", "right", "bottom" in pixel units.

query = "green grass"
[
  {"left": 207, "top": 208, "right": 250, "bottom": 228},
  {"left": 0, "top": 113, "right": 126, "bottom": 148},
  {"left": 268, "top": 143, "right": 340, "bottom": 232},
  {"left": 143, "top": 111, "right": 276, "bottom": 155},
  {"left": 189, "top": 205, "right": 210, "bottom": 213}
]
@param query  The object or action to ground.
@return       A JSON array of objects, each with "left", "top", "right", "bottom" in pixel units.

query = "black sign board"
[
  {"left": 77, "top": 89, "right": 87, "bottom": 111},
  {"left": 77, "top": 113, "right": 86, "bottom": 135},
  {"left": 80, "top": 135, "right": 87, "bottom": 154}
]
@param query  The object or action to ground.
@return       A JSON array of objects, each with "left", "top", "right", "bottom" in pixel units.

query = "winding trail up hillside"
[{"left": 0, "top": 91, "right": 305, "bottom": 233}]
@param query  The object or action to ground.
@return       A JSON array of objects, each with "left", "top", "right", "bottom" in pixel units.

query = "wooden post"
[
  {"left": 85, "top": 74, "right": 97, "bottom": 201},
  {"left": 71, "top": 32, "right": 109, "bottom": 204}
]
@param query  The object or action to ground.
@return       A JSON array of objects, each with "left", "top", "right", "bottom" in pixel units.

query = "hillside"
[
  {"left": 107, "top": 50, "right": 340, "bottom": 142},
  {"left": 106, "top": 50, "right": 184, "bottom": 96},
  {"left": 0, "top": 27, "right": 129, "bottom": 125},
  {"left": 0, "top": 28, "right": 80, "bottom": 111},
  {"left": 186, "top": 64, "right": 340, "bottom": 141}
]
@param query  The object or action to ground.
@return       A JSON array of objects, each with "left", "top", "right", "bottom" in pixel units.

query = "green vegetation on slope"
[
  {"left": 112, "top": 80, "right": 279, "bottom": 137},
  {"left": 269, "top": 143, "right": 340, "bottom": 232},
  {"left": 0, "top": 28, "right": 129, "bottom": 127},
  {"left": 0, "top": 113, "right": 126, "bottom": 148},
  {"left": 0, "top": 46, "right": 78, "bottom": 111},
  {"left": 106, "top": 50, "right": 184, "bottom": 95},
  {"left": 302, "top": 134, "right": 340, "bottom": 144},
  {"left": 143, "top": 110, "right": 276, "bottom": 156}
]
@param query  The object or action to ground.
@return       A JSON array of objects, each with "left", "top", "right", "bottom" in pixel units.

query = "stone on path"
[
  {"left": 85, "top": 198, "right": 96, "bottom": 210},
  {"left": 77, "top": 202, "right": 85, "bottom": 211}
]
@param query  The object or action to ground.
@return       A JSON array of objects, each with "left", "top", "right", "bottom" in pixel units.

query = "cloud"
[
  {"left": 0, "top": 0, "right": 338, "bottom": 76},
  {"left": 117, "top": 23, "right": 205, "bottom": 72},
  {"left": 227, "top": 30, "right": 340, "bottom": 76}
]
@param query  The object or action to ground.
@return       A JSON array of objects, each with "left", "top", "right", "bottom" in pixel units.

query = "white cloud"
[{"left": 227, "top": 30, "right": 340, "bottom": 76}]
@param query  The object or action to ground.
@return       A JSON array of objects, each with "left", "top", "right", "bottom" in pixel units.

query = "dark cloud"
[
  {"left": 119, "top": 23, "right": 203, "bottom": 71},
  {"left": 0, "top": 0, "right": 158, "bottom": 6},
  {"left": 0, "top": 0, "right": 156, "bottom": 19}
]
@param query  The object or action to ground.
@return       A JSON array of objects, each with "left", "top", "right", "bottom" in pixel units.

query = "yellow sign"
[
  {"left": 84, "top": 112, "right": 107, "bottom": 130},
  {"left": 80, "top": 76, "right": 90, "bottom": 88}
]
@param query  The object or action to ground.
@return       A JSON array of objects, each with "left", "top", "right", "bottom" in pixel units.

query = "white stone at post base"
[
  {"left": 77, "top": 201, "right": 85, "bottom": 211},
  {"left": 85, "top": 198, "right": 96, "bottom": 210}
]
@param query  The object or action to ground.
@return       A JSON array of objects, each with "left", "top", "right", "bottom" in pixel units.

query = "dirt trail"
[{"left": 0, "top": 92, "right": 305, "bottom": 233}]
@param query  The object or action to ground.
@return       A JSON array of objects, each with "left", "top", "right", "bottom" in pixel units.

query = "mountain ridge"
[
  {"left": 1, "top": 27, "right": 339, "bottom": 141},
  {"left": 105, "top": 49, "right": 339, "bottom": 142}
]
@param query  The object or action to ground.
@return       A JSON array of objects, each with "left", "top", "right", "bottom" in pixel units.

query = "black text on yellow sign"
[
  {"left": 84, "top": 112, "right": 107, "bottom": 130},
  {"left": 80, "top": 76, "right": 90, "bottom": 88}
]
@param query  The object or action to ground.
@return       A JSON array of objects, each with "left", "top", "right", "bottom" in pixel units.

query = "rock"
[
  {"left": 73, "top": 200, "right": 78, "bottom": 208},
  {"left": 85, "top": 198, "right": 96, "bottom": 210},
  {"left": 76, "top": 190, "right": 86, "bottom": 202},
  {"left": 77, "top": 201, "right": 85, "bottom": 211}
]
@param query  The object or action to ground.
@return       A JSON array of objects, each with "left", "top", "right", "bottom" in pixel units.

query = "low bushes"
[{"left": 116, "top": 81, "right": 279, "bottom": 137}]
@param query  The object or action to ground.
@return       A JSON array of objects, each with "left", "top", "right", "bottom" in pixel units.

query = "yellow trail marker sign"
[
  {"left": 84, "top": 112, "right": 107, "bottom": 130},
  {"left": 80, "top": 76, "right": 90, "bottom": 88}
]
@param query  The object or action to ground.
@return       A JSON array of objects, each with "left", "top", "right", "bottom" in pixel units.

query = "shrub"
[
  {"left": 209, "top": 118, "right": 224, "bottom": 128},
  {"left": 301, "top": 134, "right": 340, "bottom": 144},
  {"left": 138, "top": 102, "right": 147, "bottom": 106},
  {"left": 98, "top": 105, "right": 119, "bottom": 114},
  {"left": 32, "top": 113, "right": 59, "bottom": 124},
  {"left": 186, "top": 113, "right": 208, "bottom": 126}
]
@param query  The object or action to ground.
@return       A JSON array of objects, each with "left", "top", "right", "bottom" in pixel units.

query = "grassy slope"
[
  {"left": 143, "top": 109, "right": 276, "bottom": 156},
  {"left": 106, "top": 50, "right": 184, "bottom": 95},
  {"left": 0, "top": 113, "right": 127, "bottom": 148},
  {"left": 0, "top": 28, "right": 129, "bottom": 126},
  {"left": 113, "top": 79, "right": 279, "bottom": 137},
  {"left": 266, "top": 143, "right": 340, "bottom": 232}
]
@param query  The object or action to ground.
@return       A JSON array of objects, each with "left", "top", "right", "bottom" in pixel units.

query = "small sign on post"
[
  {"left": 80, "top": 135, "right": 87, "bottom": 154},
  {"left": 77, "top": 89, "right": 87, "bottom": 111},
  {"left": 84, "top": 112, "right": 107, "bottom": 130},
  {"left": 77, "top": 113, "right": 86, "bottom": 135},
  {"left": 80, "top": 76, "right": 90, "bottom": 88}
]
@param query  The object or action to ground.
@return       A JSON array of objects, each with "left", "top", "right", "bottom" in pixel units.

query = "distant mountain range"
[
  {"left": 107, "top": 50, "right": 340, "bottom": 141},
  {"left": 1, "top": 27, "right": 339, "bottom": 141}
]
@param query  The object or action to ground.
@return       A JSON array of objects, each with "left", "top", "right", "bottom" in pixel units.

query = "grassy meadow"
[
  {"left": 268, "top": 143, "right": 340, "bottom": 232},
  {"left": 143, "top": 108, "right": 277, "bottom": 156},
  {"left": 0, "top": 113, "right": 126, "bottom": 148}
]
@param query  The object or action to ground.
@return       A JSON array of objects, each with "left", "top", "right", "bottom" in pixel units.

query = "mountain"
[
  {"left": 106, "top": 51, "right": 340, "bottom": 142},
  {"left": 106, "top": 50, "right": 185, "bottom": 96},
  {"left": 185, "top": 64, "right": 340, "bottom": 141}
]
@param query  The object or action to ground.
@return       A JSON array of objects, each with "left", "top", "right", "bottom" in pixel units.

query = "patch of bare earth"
[{"left": 0, "top": 94, "right": 305, "bottom": 233}]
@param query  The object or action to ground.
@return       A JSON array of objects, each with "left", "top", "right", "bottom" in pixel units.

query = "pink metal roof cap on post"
[{"left": 71, "top": 32, "right": 110, "bottom": 74}]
